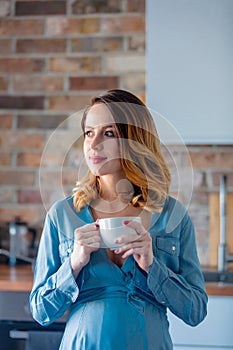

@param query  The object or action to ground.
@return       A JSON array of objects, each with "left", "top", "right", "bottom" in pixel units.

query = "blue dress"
[{"left": 30, "top": 196, "right": 208, "bottom": 350}]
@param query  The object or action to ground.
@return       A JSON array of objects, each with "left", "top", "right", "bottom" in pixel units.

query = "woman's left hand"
[{"left": 114, "top": 220, "right": 153, "bottom": 273}]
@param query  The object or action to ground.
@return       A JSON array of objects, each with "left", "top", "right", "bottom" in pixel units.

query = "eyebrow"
[{"left": 84, "top": 124, "right": 114, "bottom": 129}]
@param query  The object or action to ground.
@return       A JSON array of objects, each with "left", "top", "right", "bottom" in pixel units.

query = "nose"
[{"left": 90, "top": 133, "right": 104, "bottom": 150}]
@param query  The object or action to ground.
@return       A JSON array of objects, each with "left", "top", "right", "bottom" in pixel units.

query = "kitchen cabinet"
[
  {"left": 146, "top": 0, "right": 233, "bottom": 144},
  {"left": 0, "top": 265, "right": 65, "bottom": 350},
  {"left": 168, "top": 295, "right": 233, "bottom": 349}
]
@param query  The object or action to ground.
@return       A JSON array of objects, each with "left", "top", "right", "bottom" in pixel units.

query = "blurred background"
[
  {"left": 0, "top": 0, "right": 232, "bottom": 267},
  {"left": 0, "top": 1, "right": 233, "bottom": 349}
]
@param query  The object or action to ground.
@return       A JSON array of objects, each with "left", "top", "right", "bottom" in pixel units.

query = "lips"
[{"left": 89, "top": 155, "right": 107, "bottom": 164}]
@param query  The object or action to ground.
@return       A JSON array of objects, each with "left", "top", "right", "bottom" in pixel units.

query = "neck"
[
  {"left": 98, "top": 173, "right": 127, "bottom": 201},
  {"left": 91, "top": 173, "right": 134, "bottom": 214}
]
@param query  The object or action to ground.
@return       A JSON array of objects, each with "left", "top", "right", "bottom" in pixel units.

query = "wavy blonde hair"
[{"left": 73, "top": 89, "right": 171, "bottom": 212}]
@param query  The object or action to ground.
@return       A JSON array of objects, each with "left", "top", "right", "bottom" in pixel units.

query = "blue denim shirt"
[{"left": 30, "top": 196, "right": 208, "bottom": 350}]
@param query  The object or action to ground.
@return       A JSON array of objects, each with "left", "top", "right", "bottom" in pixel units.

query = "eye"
[
  {"left": 105, "top": 129, "right": 116, "bottom": 137},
  {"left": 84, "top": 130, "right": 93, "bottom": 138}
]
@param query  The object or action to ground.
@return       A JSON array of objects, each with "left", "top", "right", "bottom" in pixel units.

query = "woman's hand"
[
  {"left": 70, "top": 223, "right": 100, "bottom": 278},
  {"left": 114, "top": 220, "right": 153, "bottom": 273}
]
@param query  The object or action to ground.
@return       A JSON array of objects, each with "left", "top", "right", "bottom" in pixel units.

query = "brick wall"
[{"left": 0, "top": 0, "right": 232, "bottom": 266}]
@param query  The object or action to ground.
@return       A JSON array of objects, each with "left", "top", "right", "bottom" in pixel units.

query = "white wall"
[{"left": 146, "top": 0, "right": 233, "bottom": 144}]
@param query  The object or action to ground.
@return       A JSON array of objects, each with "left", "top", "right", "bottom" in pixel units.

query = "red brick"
[
  {"left": 189, "top": 151, "right": 217, "bottom": 168},
  {"left": 0, "top": 19, "right": 44, "bottom": 35},
  {"left": 0, "top": 1, "right": 11, "bottom": 17},
  {"left": 17, "top": 189, "right": 60, "bottom": 209},
  {"left": 0, "top": 170, "right": 35, "bottom": 185},
  {"left": 190, "top": 191, "right": 209, "bottom": 206},
  {"left": 0, "top": 114, "right": 13, "bottom": 128},
  {"left": 190, "top": 151, "right": 233, "bottom": 169},
  {"left": 0, "top": 39, "right": 12, "bottom": 54},
  {"left": 0, "top": 206, "right": 43, "bottom": 224},
  {"left": 17, "top": 114, "right": 67, "bottom": 129},
  {"left": 0, "top": 77, "right": 8, "bottom": 91},
  {"left": 0, "top": 96, "right": 44, "bottom": 110},
  {"left": 17, "top": 151, "right": 67, "bottom": 167},
  {"left": 39, "top": 132, "right": 82, "bottom": 152},
  {"left": 128, "top": 34, "right": 145, "bottom": 51},
  {"left": 0, "top": 132, "right": 45, "bottom": 149},
  {"left": 101, "top": 16, "right": 145, "bottom": 33},
  {"left": 17, "top": 152, "right": 42, "bottom": 167},
  {"left": 69, "top": 76, "right": 119, "bottom": 90},
  {"left": 18, "top": 189, "right": 42, "bottom": 204},
  {"left": 0, "top": 152, "right": 12, "bottom": 166},
  {"left": 13, "top": 76, "right": 63, "bottom": 92},
  {"left": 104, "top": 54, "right": 145, "bottom": 73},
  {"left": 48, "top": 95, "right": 91, "bottom": 111},
  {"left": 16, "top": 39, "right": 66, "bottom": 53},
  {"left": 215, "top": 152, "right": 233, "bottom": 168},
  {"left": 15, "top": 1, "right": 66, "bottom": 16},
  {"left": 47, "top": 18, "right": 99, "bottom": 35},
  {"left": 127, "top": 0, "right": 145, "bottom": 12},
  {"left": 71, "top": 37, "right": 123, "bottom": 52},
  {"left": 72, "top": 0, "right": 122, "bottom": 14},
  {"left": 0, "top": 58, "right": 45, "bottom": 73},
  {"left": 0, "top": 189, "right": 15, "bottom": 204},
  {"left": 50, "top": 57, "right": 100, "bottom": 73},
  {"left": 39, "top": 152, "right": 67, "bottom": 167},
  {"left": 189, "top": 207, "right": 209, "bottom": 231},
  {"left": 40, "top": 169, "right": 77, "bottom": 187},
  {"left": 124, "top": 72, "right": 145, "bottom": 91},
  {"left": 170, "top": 168, "right": 204, "bottom": 194}
]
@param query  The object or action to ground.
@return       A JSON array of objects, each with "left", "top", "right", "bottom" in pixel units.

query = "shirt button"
[
  {"left": 172, "top": 245, "right": 176, "bottom": 251},
  {"left": 67, "top": 248, "right": 72, "bottom": 254}
]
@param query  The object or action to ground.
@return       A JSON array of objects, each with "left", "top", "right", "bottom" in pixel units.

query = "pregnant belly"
[{"left": 60, "top": 296, "right": 172, "bottom": 350}]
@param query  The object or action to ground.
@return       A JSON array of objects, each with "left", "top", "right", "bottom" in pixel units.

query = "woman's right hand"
[{"left": 70, "top": 223, "right": 100, "bottom": 278}]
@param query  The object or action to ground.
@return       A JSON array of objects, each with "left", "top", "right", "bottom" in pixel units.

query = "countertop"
[
  {"left": 1, "top": 264, "right": 233, "bottom": 296},
  {"left": 0, "top": 264, "right": 33, "bottom": 292}
]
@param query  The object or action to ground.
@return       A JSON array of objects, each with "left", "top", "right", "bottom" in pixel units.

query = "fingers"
[
  {"left": 114, "top": 220, "right": 148, "bottom": 246},
  {"left": 122, "top": 219, "right": 147, "bottom": 236},
  {"left": 74, "top": 223, "right": 98, "bottom": 235},
  {"left": 115, "top": 236, "right": 150, "bottom": 252},
  {"left": 74, "top": 223, "right": 100, "bottom": 247},
  {"left": 113, "top": 220, "right": 149, "bottom": 255},
  {"left": 120, "top": 246, "right": 145, "bottom": 259},
  {"left": 114, "top": 231, "right": 152, "bottom": 257}
]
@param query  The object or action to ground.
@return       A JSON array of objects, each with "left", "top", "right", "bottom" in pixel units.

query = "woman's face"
[{"left": 83, "top": 103, "right": 123, "bottom": 177}]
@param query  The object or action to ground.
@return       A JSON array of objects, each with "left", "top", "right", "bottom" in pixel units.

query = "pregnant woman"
[{"left": 30, "top": 89, "right": 207, "bottom": 349}]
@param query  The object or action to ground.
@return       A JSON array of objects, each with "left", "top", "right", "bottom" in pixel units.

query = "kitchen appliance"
[
  {"left": 8, "top": 218, "right": 37, "bottom": 265},
  {"left": 0, "top": 218, "right": 38, "bottom": 265}
]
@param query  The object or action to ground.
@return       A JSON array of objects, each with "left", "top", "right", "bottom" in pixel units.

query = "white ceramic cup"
[{"left": 98, "top": 216, "right": 142, "bottom": 250}]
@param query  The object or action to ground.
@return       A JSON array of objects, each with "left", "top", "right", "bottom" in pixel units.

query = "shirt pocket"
[
  {"left": 154, "top": 236, "right": 180, "bottom": 272},
  {"left": 58, "top": 239, "right": 73, "bottom": 263}
]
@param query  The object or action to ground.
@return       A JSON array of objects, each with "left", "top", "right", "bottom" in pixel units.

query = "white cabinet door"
[
  {"left": 168, "top": 296, "right": 233, "bottom": 348},
  {"left": 146, "top": 0, "right": 233, "bottom": 144}
]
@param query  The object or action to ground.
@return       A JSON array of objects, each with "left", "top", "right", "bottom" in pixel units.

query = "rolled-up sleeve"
[{"left": 30, "top": 213, "right": 79, "bottom": 326}]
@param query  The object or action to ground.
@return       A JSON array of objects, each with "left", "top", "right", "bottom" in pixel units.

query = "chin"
[{"left": 89, "top": 161, "right": 122, "bottom": 177}]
